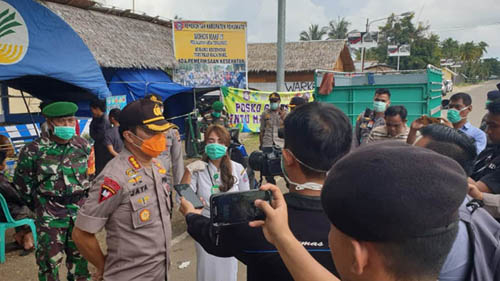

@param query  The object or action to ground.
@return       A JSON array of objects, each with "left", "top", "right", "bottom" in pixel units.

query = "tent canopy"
[
  {"left": 107, "top": 68, "right": 220, "bottom": 135},
  {"left": 0, "top": 0, "right": 110, "bottom": 103}
]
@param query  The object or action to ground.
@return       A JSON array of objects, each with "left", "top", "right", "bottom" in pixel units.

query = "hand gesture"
[
  {"left": 249, "top": 184, "right": 293, "bottom": 246},
  {"left": 186, "top": 160, "right": 208, "bottom": 174},
  {"left": 468, "top": 183, "right": 483, "bottom": 200},
  {"left": 179, "top": 197, "right": 204, "bottom": 216},
  {"left": 410, "top": 116, "right": 426, "bottom": 131}
]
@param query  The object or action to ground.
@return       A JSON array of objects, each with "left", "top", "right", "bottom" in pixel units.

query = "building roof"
[
  {"left": 248, "top": 40, "right": 354, "bottom": 72},
  {"left": 41, "top": 0, "right": 177, "bottom": 69}
]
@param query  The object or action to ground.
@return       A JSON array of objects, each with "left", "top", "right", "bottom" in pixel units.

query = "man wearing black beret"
[{"left": 250, "top": 142, "right": 467, "bottom": 281}]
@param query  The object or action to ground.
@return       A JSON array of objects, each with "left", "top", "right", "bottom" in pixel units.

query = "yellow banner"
[
  {"left": 173, "top": 21, "right": 246, "bottom": 64},
  {"left": 222, "top": 87, "right": 314, "bottom": 133}
]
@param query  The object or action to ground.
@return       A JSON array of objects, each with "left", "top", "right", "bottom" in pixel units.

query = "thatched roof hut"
[
  {"left": 40, "top": 0, "right": 177, "bottom": 69},
  {"left": 248, "top": 40, "right": 354, "bottom": 73},
  {"left": 247, "top": 40, "right": 354, "bottom": 91}
]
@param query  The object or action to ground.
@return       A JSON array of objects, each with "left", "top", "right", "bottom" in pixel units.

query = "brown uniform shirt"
[
  {"left": 159, "top": 128, "right": 184, "bottom": 188},
  {"left": 260, "top": 109, "right": 285, "bottom": 148},
  {"left": 75, "top": 149, "right": 172, "bottom": 281}
]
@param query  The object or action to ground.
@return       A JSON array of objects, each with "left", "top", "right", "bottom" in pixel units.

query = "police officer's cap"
[
  {"left": 212, "top": 101, "right": 224, "bottom": 112},
  {"left": 119, "top": 96, "right": 170, "bottom": 132},
  {"left": 289, "top": 96, "right": 307, "bottom": 109},
  {"left": 269, "top": 92, "right": 281, "bottom": 101},
  {"left": 42, "top": 101, "right": 78, "bottom": 118},
  {"left": 322, "top": 141, "right": 467, "bottom": 242}
]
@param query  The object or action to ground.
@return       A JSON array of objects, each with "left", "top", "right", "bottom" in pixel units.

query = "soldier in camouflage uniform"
[
  {"left": 200, "top": 101, "right": 230, "bottom": 133},
  {"left": 14, "top": 101, "right": 91, "bottom": 281}
]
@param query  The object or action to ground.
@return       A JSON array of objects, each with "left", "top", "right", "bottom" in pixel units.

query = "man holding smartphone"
[
  {"left": 180, "top": 102, "right": 352, "bottom": 281},
  {"left": 72, "top": 96, "right": 174, "bottom": 281}
]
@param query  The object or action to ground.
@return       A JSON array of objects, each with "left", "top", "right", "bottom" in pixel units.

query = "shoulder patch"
[
  {"left": 99, "top": 177, "right": 121, "bottom": 203},
  {"left": 153, "top": 161, "right": 167, "bottom": 174},
  {"left": 128, "top": 156, "right": 141, "bottom": 170}
]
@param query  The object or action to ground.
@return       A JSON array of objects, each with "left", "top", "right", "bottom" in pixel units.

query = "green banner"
[{"left": 221, "top": 87, "right": 313, "bottom": 132}]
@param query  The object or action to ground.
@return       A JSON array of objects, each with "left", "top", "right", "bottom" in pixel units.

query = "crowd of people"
[{"left": 0, "top": 83, "right": 499, "bottom": 281}]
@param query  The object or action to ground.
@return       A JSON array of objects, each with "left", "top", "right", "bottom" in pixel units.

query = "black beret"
[
  {"left": 321, "top": 141, "right": 467, "bottom": 242},
  {"left": 487, "top": 90, "right": 500, "bottom": 101}
]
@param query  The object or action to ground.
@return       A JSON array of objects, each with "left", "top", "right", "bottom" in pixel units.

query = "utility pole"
[
  {"left": 276, "top": 0, "right": 286, "bottom": 92},
  {"left": 132, "top": 0, "right": 135, "bottom": 12},
  {"left": 361, "top": 18, "right": 369, "bottom": 72}
]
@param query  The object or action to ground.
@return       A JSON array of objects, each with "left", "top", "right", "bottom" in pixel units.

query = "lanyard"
[{"left": 207, "top": 165, "right": 220, "bottom": 194}]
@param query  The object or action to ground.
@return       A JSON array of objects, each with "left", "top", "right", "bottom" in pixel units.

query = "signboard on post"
[
  {"left": 348, "top": 31, "right": 379, "bottom": 48},
  {"left": 172, "top": 21, "right": 248, "bottom": 88},
  {"left": 388, "top": 44, "right": 411, "bottom": 57}
]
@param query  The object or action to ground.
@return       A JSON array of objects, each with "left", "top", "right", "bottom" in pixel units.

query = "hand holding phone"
[
  {"left": 210, "top": 189, "right": 272, "bottom": 226},
  {"left": 174, "top": 184, "right": 204, "bottom": 210}
]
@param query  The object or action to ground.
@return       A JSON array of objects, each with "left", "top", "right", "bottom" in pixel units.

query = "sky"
[{"left": 99, "top": 0, "right": 500, "bottom": 59}]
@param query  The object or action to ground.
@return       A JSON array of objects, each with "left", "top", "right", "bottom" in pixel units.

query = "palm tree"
[
  {"left": 299, "top": 24, "right": 327, "bottom": 41},
  {"left": 326, "top": 17, "right": 350, "bottom": 39}
]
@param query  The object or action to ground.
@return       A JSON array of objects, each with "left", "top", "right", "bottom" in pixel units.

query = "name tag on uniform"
[{"left": 130, "top": 185, "right": 148, "bottom": 196}]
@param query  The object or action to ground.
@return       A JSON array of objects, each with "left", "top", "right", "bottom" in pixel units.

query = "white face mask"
[{"left": 281, "top": 149, "right": 326, "bottom": 191}]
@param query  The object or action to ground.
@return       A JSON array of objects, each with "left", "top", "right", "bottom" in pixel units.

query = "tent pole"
[{"left": 20, "top": 90, "right": 40, "bottom": 137}]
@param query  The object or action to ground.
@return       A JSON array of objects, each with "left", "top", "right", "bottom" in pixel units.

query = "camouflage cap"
[
  {"left": 42, "top": 101, "right": 78, "bottom": 118},
  {"left": 212, "top": 101, "right": 224, "bottom": 112}
]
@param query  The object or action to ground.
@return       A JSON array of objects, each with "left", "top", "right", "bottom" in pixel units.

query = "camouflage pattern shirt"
[
  {"left": 200, "top": 111, "right": 230, "bottom": 132},
  {"left": 14, "top": 136, "right": 91, "bottom": 223}
]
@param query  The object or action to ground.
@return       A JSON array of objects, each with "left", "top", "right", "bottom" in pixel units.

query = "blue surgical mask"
[
  {"left": 373, "top": 101, "right": 387, "bottom": 112},
  {"left": 270, "top": 103, "right": 279, "bottom": 110}
]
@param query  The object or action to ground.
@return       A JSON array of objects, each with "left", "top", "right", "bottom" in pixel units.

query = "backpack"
[{"left": 459, "top": 198, "right": 500, "bottom": 281}]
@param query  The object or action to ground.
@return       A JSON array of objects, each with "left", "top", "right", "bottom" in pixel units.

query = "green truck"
[{"left": 314, "top": 65, "right": 443, "bottom": 125}]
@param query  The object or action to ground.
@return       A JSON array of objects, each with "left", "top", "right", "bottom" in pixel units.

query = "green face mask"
[
  {"left": 53, "top": 126, "right": 76, "bottom": 140},
  {"left": 447, "top": 108, "right": 466, "bottom": 124},
  {"left": 270, "top": 103, "right": 279, "bottom": 110},
  {"left": 486, "top": 100, "right": 492, "bottom": 108},
  {"left": 373, "top": 101, "right": 387, "bottom": 112},
  {"left": 205, "top": 143, "right": 227, "bottom": 160},
  {"left": 212, "top": 111, "right": 221, "bottom": 118}
]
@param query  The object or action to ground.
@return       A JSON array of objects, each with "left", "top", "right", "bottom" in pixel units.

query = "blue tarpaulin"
[
  {"left": 107, "top": 69, "right": 195, "bottom": 133},
  {"left": 0, "top": 0, "right": 110, "bottom": 101}
]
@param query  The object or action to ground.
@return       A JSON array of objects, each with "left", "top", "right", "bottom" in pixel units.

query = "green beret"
[
  {"left": 42, "top": 102, "right": 78, "bottom": 118},
  {"left": 212, "top": 101, "right": 224, "bottom": 112}
]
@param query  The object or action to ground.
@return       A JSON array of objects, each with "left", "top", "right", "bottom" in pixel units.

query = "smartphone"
[
  {"left": 174, "top": 184, "right": 204, "bottom": 209},
  {"left": 210, "top": 190, "right": 272, "bottom": 226}
]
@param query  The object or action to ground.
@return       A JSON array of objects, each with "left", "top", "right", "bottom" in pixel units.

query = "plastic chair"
[{"left": 0, "top": 193, "right": 37, "bottom": 263}]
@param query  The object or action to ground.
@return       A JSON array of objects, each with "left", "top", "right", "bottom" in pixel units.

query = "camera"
[{"left": 248, "top": 146, "right": 283, "bottom": 177}]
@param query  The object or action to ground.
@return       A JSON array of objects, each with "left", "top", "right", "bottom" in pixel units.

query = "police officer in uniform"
[
  {"left": 471, "top": 98, "right": 500, "bottom": 194},
  {"left": 146, "top": 94, "right": 185, "bottom": 189},
  {"left": 72, "top": 97, "right": 173, "bottom": 281},
  {"left": 200, "top": 101, "right": 230, "bottom": 133},
  {"left": 14, "top": 101, "right": 91, "bottom": 281},
  {"left": 353, "top": 88, "right": 391, "bottom": 147},
  {"left": 259, "top": 92, "right": 286, "bottom": 184}
]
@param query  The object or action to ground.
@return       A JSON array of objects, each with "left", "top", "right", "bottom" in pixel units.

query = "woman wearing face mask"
[{"left": 181, "top": 124, "right": 250, "bottom": 281}]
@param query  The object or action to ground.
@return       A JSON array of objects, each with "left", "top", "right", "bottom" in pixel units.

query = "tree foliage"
[
  {"left": 299, "top": 24, "right": 327, "bottom": 41},
  {"left": 326, "top": 17, "right": 350, "bottom": 39}
]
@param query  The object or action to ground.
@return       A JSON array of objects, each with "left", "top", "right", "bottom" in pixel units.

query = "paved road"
[
  {"left": 443, "top": 79, "right": 500, "bottom": 127},
  {"left": 2, "top": 80, "right": 498, "bottom": 281}
]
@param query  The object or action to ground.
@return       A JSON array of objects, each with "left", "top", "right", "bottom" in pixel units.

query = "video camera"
[{"left": 248, "top": 146, "right": 283, "bottom": 177}]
